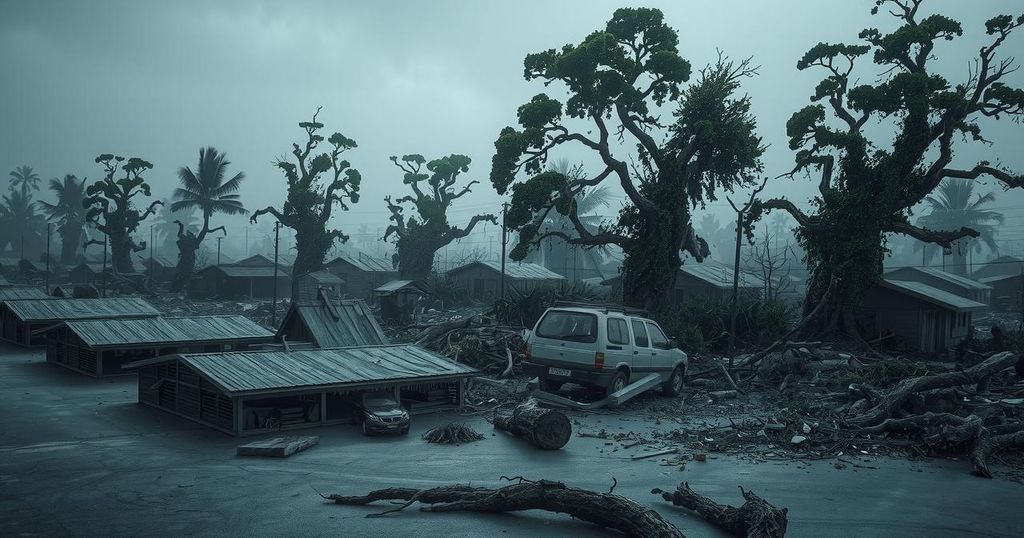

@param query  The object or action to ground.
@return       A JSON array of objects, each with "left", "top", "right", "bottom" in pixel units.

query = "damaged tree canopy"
[
  {"left": 490, "top": 7, "right": 764, "bottom": 312},
  {"left": 751, "top": 1, "right": 1024, "bottom": 341},
  {"left": 83, "top": 154, "right": 163, "bottom": 273},
  {"left": 384, "top": 154, "right": 496, "bottom": 280},
  {"left": 250, "top": 107, "right": 362, "bottom": 300}
]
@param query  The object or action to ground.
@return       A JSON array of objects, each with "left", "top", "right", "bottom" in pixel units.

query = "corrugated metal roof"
[
  {"left": 234, "top": 254, "right": 276, "bottom": 267},
  {"left": 449, "top": 261, "right": 565, "bottom": 281},
  {"left": 680, "top": 263, "right": 761, "bottom": 289},
  {"left": 327, "top": 252, "right": 394, "bottom": 273},
  {"left": 885, "top": 267, "right": 991, "bottom": 291},
  {"left": 978, "top": 274, "right": 1022, "bottom": 284},
  {"left": 374, "top": 280, "right": 425, "bottom": 294},
  {"left": 149, "top": 345, "right": 478, "bottom": 396},
  {"left": 881, "top": 279, "right": 987, "bottom": 311},
  {"left": 0, "top": 287, "right": 50, "bottom": 301},
  {"left": 300, "top": 270, "right": 344, "bottom": 284},
  {"left": 71, "top": 262, "right": 105, "bottom": 274},
  {"left": 278, "top": 299, "right": 388, "bottom": 347},
  {"left": 4, "top": 297, "right": 160, "bottom": 322},
  {"left": 202, "top": 265, "right": 291, "bottom": 278},
  {"left": 64, "top": 315, "right": 273, "bottom": 348},
  {"left": 137, "top": 254, "right": 178, "bottom": 268}
]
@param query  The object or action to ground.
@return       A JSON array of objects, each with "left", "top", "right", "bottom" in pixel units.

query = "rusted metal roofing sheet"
[
  {"left": 64, "top": 315, "right": 273, "bottom": 349},
  {"left": 0, "top": 287, "right": 50, "bottom": 302},
  {"left": 4, "top": 297, "right": 160, "bottom": 322},
  {"left": 156, "top": 344, "right": 477, "bottom": 396},
  {"left": 278, "top": 299, "right": 388, "bottom": 347}
]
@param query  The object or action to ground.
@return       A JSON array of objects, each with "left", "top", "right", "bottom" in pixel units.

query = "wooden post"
[{"left": 500, "top": 202, "right": 508, "bottom": 299}]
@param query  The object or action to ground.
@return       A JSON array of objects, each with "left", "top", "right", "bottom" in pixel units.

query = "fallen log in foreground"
[
  {"left": 324, "top": 477, "right": 685, "bottom": 537},
  {"left": 493, "top": 399, "right": 571, "bottom": 450},
  {"left": 652, "top": 482, "right": 788, "bottom": 538}
]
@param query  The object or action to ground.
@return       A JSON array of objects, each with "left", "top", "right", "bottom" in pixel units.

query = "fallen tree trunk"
[
  {"left": 846, "top": 352, "right": 1018, "bottom": 428},
  {"left": 325, "top": 478, "right": 685, "bottom": 537},
  {"left": 494, "top": 399, "right": 571, "bottom": 450},
  {"left": 652, "top": 482, "right": 787, "bottom": 538}
]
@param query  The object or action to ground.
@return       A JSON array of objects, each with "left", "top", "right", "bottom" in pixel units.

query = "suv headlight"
[{"left": 367, "top": 413, "right": 383, "bottom": 422}]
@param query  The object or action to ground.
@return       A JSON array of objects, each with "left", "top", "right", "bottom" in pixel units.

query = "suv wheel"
[
  {"left": 606, "top": 370, "right": 629, "bottom": 396},
  {"left": 662, "top": 366, "right": 684, "bottom": 396}
]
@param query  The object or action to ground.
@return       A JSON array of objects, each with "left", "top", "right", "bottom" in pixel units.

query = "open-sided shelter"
[{"left": 1, "top": 297, "right": 159, "bottom": 346}]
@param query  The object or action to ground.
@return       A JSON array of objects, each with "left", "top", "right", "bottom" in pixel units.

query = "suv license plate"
[{"left": 548, "top": 368, "right": 572, "bottom": 377}]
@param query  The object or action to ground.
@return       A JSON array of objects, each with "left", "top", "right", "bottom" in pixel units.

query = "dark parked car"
[{"left": 352, "top": 392, "right": 410, "bottom": 435}]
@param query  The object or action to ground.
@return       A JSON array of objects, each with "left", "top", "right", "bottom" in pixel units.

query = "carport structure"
[
  {"left": 126, "top": 344, "right": 478, "bottom": 436},
  {"left": 44, "top": 315, "right": 274, "bottom": 377},
  {"left": 0, "top": 297, "right": 160, "bottom": 346}
]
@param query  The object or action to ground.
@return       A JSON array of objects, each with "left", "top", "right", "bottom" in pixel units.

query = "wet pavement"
[{"left": 1, "top": 342, "right": 1021, "bottom": 537}]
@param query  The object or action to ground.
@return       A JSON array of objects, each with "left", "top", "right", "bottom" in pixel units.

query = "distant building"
[
  {"left": 885, "top": 266, "right": 991, "bottom": 304},
  {"left": 68, "top": 262, "right": 105, "bottom": 285},
  {"left": 857, "top": 279, "right": 986, "bottom": 353},
  {"left": 192, "top": 258, "right": 291, "bottom": 299},
  {"left": 0, "top": 297, "right": 160, "bottom": 346},
  {"left": 374, "top": 280, "right": 427, "bottom": 323},
  {"left": 44, "top": 315, "right": 273, "bottom": 377},
  {"left": 324, "top": 252, "right": 398, "bottom": 301},
  {"left": 447, "top": 261, "right": 564, "bottom": 301},
  {"left": 295, "top": 271, "right": 345, "bottom": 304},
  {"left": 276, "top": 297, "right": 388, "bottom": 348},
  {"left": 600, "top": 262, "right": 761, "bottom": 304},
  {"left": 972, "top": 256, "right": 1024, "bottom": 281},
  {"left": 978, "top": 273, "right": 1023, "bottom": 312},
  {"left": 137, "top": 254, "right": 178, "bottom": 283}
]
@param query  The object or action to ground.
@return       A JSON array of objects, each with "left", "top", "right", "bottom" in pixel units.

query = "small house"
[
  {"left": 885, "top": 266, "right": 991, "bottom": 304},
  {"left": 69, "top": 262, "right": 105, "bottom": 285},
  {"left": 600, "top": 263, "right": 761, "bottom": 304},
  {"left": 126, "top": 345, "right": 478, "bottom": 435},
  {"left": 978, "top": 273, "right": 1023, "bottom": 312},
  {"left": 374, "top": 280, "right": 426, "bottom": 323},
  {"left": 296, "top": 271, "right": 345, "bottom": 303},
  {"left": 447, "top": 261, "right": 564, "bottom": 301},
  {"left": 276, "top": 297, "right": 388, "bottom": 348},
  {"left": 972, "top": 256, "right": 1024, "bottom": 281},
  {"left": 857, "top": 279, "right": 986, "bottom": 353},
  {"left": 192, "top": 263, "right": 291, "bottom": 299},
  {"left": 138, "top": 254, "right": 178, "bottom": 283},
  {"left": 45, "top": 315, "right": 274, "bottom": 377},
  {"left": 0, "top": 297, "right": 160, "bottom": 346},
  {"left": 324, "top": 252, "right": 398, "bottom": 301}
]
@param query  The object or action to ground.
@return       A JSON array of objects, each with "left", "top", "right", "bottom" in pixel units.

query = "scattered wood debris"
[
  {"left": 422, "top": 422, "right": 485, "bottom": 444},
  {"left": 236, "top": 436, "right": 318, "bottom": 458}
]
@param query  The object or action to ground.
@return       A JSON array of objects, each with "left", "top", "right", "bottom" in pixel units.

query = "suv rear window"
[{"left": 536, "top": 311, "right": 598, "bottom": 343}]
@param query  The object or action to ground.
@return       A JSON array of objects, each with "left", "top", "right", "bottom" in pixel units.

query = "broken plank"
[
  {"left": 237, "top": 436, "right": 319, "bottom": 458},
  {"left": 631, "top": 447, "right": 678, "bottom": 460}
]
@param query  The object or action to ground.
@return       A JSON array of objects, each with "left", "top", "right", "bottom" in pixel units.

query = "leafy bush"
[
  {"left": 657, "top": 295, "right": 795, "bottom": 354},
  {"left": 492, "top": 282, "right": 603, "bottom": 327},
  {"left": 421, "top": 274, "right": 468, "bottom": 309}
]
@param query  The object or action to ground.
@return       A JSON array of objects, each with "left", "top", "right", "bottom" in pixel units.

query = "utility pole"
[
  {"left": 500, "top": 202, "right": 508, "bottom": 299},
  {"left": 217, "top": 237, "right": 222, "bottom": 266},
  {"left": 101, "top": 235, "right": 108, "bottom": 298},
  {"left": 271, "top": 222, "right": 280, "bottom": 327},
  {"left": 45, "top": 223, "right": 51, "bottom": 292}
]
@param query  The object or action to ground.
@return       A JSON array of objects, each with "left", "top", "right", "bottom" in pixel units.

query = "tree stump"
[{"left": 494, "top": 399, "right": 571, "bottom": 450}]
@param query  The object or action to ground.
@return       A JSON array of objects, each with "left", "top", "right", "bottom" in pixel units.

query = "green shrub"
[
  {"left": 657, "top": 295, "right": 795, "bottom": 354},
  {"left": 492, "top": 282, "right": 603, "bottom": 327}
]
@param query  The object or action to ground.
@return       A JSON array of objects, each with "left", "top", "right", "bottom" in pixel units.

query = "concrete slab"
[{"left": 0, "top": 342, "right": 1021, "bottom": 537}]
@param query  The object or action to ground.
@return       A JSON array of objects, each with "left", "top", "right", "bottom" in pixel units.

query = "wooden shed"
[
  {"left": 374, "top": 280, "right": 426, "bottom": 323},
  {"left": 324, "top": 252, "right": 398, "bottom": 301},
  {"left": 0, "top": 297, "right": 160, "bottom": 346},
  {"left": 296, "top": 271, "right": 345, "bottom": 303},
  {"left": 447, "top": 261, "right": 564, "bottom": 301},
  {"left": 978, "top": 273, "right": 1023, "bottom": 312},
  {"left": 126, "top": 345, "right": 478, "bottom": 435},
  {"left": 69, "top": 262, "right": 106, "bottom": 285},
  {"left": 138, "top": 254, "right": 178, "bottom": 284},
  {"left": 192, "top": 263, "right": 291, "bottom": 299},
  {"left": 44, "top": 315, "right": 274, "bottom": 377},
  {"left": 885, "top": 266, "right": 991, "bottom": 304},
  {"left": 857, "top": 279, "right": 986, "bottom": 353},
  {"left": 276, "top": 297, "right": 388, "bottom": 348}
]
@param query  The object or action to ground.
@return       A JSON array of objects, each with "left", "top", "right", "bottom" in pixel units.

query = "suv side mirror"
[{"left": 667, "top": 339, "right": 679, "bottom": 350}]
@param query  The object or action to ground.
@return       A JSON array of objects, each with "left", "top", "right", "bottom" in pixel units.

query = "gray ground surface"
[{"left": 1, "top": 343, "right": 1021, "bottom": 538}]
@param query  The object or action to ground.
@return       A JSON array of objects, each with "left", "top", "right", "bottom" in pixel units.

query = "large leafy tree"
[
  {"left": 9, "top": 165, "right": 40, "bottom": 197},
  {"left": 914, "top": 178, "right": 1003, "bottom": 275},
  {"left": 491, "top": 8, "right": 764, "bottom": 312},
  {"left": 38, "top": 174, "right": 88, "bottom": 265},
  {"left": 384, "top": 154, "right": 496, "bottom": 280},
  {"left": 250, "top": 108, "right": 362, "bottom": 299},
  {"left": 169, "top": 147, "right": 247, "bottom": 290},
  {"left": 83, "top": 155, "right": 162, "bottom": 273},
  {"left": 752, "top": 0, "right": 1024, "bottom": 341}
]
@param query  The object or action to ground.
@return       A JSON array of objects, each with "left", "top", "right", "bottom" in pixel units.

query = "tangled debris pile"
[
  {"left": 404, "top": 314, "right": 527, "bottom": 377},
  {"left": 422, "top": 423, "right": 485, "bottom": 444}
]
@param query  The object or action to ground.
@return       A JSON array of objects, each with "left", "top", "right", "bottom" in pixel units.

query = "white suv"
[{"left": 522, "top": 304, "right": 688, "bottom": 397}]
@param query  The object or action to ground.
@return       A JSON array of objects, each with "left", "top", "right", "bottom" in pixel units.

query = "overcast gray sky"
[{"left": 2, "top": 0, "right": 1023, "bottom": 259}]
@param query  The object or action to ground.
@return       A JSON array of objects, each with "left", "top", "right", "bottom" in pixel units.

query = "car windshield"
[
  {"left": 536, "top": 310, "right": 598, "bottom": 343},
  {"left": 364, "top": 395, "right": 397, "bottom": 407}
]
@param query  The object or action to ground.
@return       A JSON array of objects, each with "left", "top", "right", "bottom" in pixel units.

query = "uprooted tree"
[
  {"left": 83, "top": 155, "right": 162, "bottom": 273},
  {"left": 385, "top": 154, "right": 496, "bottom": 280},
  {"left": 170, "top": 147, "right": 247, "bottom": 291},
  {"left": 251, "top": 108, "right": 362, "bottom": 299},
  {"left": 491, "top": 7, "right": 764, "bottom": 312},
  {"left": 750, "top": 0, "right": 1024, "bottom": 341}
]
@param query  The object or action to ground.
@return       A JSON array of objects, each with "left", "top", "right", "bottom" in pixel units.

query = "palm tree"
[
  {"left": 9, "top": 165, "right": 40, "bottom": 197},
  {"left": 0, "top": 188, "right": 46, "bottom": 262},
  {"left": 170, "top": 147, "right": 247, "bottom": 290},
  {"left": 915, "top": 179, "right": 1003, "bottom": 276},
  {"left": 37, "top": 175, "right": 88, "bottom": 265}
]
